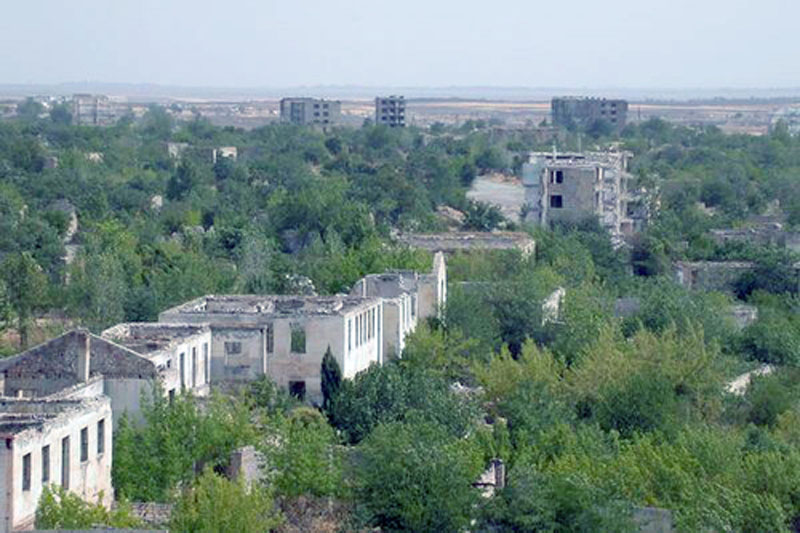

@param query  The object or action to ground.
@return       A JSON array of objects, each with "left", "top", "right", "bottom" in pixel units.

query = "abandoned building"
[
  {"left": 709, "top": 225, "right": 800, "bottom": 253},
  {"left": 521, "top": 150, "right": 649, "bottom": 245},
  {"left": 551, "top": 96, "right": 628, "bottom": 132},
  {"left": 159, "top": 295, "right": 384, "bottom": 402},
  {"left": 70, "top": 94, "right": 125, "bottom": 126},
  {"left": 673, "top": 261, "right": 756, "bottom": 292},
  {"left": 279, "top": 98, "right": 341, "bottom": 127},
  {"left": 0, "top": 397, "right": 113, "bottom": 531},
  {"left": 101, "top": 323, "right": 212, "bottom": 403},
  {"left": 349, "top": 252, "right": 447, "bottom": 357},
  {"left": 396, "top": 232, "right": 535, "bottom": 258},
  {"left": 375, "top": 96, "right": 406, "bottom": 127}
]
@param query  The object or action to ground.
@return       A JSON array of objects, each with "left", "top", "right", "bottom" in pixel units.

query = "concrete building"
[
  {"left": 551, "top": 96, "right": 628, "bottom": 132},
  {"left": 673, "top": 261, "right": 756, "bottom": 292},
  {"left": 375, "top": 96, "right": 406, "bottom": 127},
  {"left": 71, "top": 94, "right": 124, "bottom": 126},
  {"left": 709, "top": 225, "right": 800, "bottom": 253},
  {"left": 350, "top": 252, "right": 447, "bottom": 358},
  {"left": 101, "top": 323, "right": 212, "bottom": 402},
  {"left": 0, "top": 397, "right": 113, "bottom": 531},
  {"left": 279, "top": 98, "right": 341, "bottom": 127},
  {"left": 159, "top": 295, "right": 384, "bottom": 402},
  {"left": 397, "top": 232, "right": 535, "bottom": 258},
  {"left": 522, "top": 150, "right": 649, "bottom": 245}
]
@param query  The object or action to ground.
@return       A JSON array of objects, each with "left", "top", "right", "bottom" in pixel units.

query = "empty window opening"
[
  {"left": 97, "top": 419, "right": 105, "bottom": 455},
  {"left": 289, "top": 381, "right": 306, "bottom": 401},
  {"left": 291, "top": 326, "right": 306, "bottom": 353},
  {"left": 224, "top": 342, "right": 242, "bottom": 355},
  {"left": 550, "top": 195, "right": 564, "bottom": 208},
  {"left": 192, "top": 347, "right": 197, "bottom": 388},
  {"left": 266, "top": 327, "right": 274, "bottom": 354},
  {"left": 180, "top": 353, "right": 185, "bottom": 389},
  {"left": 22, "top": 453, "right": 31, "bottom": 491},
  {"left": 42, "top": 445, "right": 50, "bottom": 483},
  {"left": 80, "top": 427, "right": 88, "bottom": 462},
  {"left": 61, "top": 437, "right": 70, "bottom": 489}
]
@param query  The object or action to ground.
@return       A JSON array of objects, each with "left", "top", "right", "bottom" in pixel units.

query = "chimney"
[{"left": 76, "top": 329, "right": 91, "bottom": 382}]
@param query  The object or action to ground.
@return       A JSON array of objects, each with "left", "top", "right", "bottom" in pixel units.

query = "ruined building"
[
  {"left": 280, "top": 97, "right": 341, "bottom": 127},
  {"left": 375, "top": 96, "right": 406, "bottom": 127},
  {"left": 397, "top": 232, "right": 535, "bottom": 258},
  {"left": 521, "top": 150, "right": 649, "bottom": 245},
  {"left": 71, "top": 94, "right": 125, "bottom": 126},
  {"left": 551, "top": 96, "right": 628, "bottom": 132}
]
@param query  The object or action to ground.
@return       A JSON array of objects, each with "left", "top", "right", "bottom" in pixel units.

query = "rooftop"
[
  {"left": 527, "top": 150, "right": 631, "bottom": 168},
  {"left": 396, "top": 232, "right": 535, "bottom": 253},
  {"left": 0, "top": 397, "right": 107, "bottom": 435},
  {"left": 162, "top": 294, "right": 380, "bottom": 318},
  {"left": 101, "top": 323, "right": 210, "bottom": 356}
]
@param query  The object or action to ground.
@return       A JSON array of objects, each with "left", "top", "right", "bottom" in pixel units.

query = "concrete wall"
[
  {"left": 674, "top": 261, "right": 755, "bottom": 292},
  {"left": 103, "top": 379, "right": 152, "bottom": 428},
  {"left": 0, "top": 399, "right": 113, "bottom": 532}
]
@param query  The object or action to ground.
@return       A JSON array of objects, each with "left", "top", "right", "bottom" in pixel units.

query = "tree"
[
  {"left": 1, "top": 252, "right": 49, "bottom": 348},
  {"left": 35, "top": 485, "right": 140, "bottom": 530},
  {"left": 320, "top": 346, "right": 342, "bottom": 413},
  {"left": 49, "top": 103, "right": 73, "bottom": 125},
  {"left": 170, "top": 469, "right": 282, "bottom": 533},
  {"left": 354, "top": 419, "right": 483, "bottom": 532},
  {"left": 16, "top": 98, "right": 43, "bottom": 121}
]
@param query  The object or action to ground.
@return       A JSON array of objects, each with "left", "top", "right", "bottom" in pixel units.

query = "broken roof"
[
  {"left": 102, "top": 323, "right": 210, "bottom": 357},
  {"left": 0, "top": 397, "right": 108, "bottom": 435},
  {"left": 161, "top": 294, "right": 380, "bottom": 318},
  {"left": 396, "top": 232, "right": 535, "bottom": 253}
]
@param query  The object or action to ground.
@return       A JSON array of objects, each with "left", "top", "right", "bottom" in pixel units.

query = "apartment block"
[
  {"left": 279, "top": 98, "right": 341, "bottom": 126},
  {"left": 551, "top": 97, "right": 628, "bottom": 132},
  {"left": 375, "top": 96, "right": 406, "bottom": 127}
]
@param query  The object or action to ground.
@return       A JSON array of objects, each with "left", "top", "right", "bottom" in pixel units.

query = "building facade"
[
  {"left": 551, "top": 97, "right": 628, "bottom": 132},
  {"left": 0, "top": 397, "right": 113, "bottom": 531},
  {"left": 279, "top": 98, "right": 341, "bottom": 126},
  {"left": 375, "top": 96, "right": 406, "bottom": 127},
  {"left": 159, "top": 295, "right": 383, "bottom": 402},
  {"left": 522, "top": 150, "right": 648, "bottom": 245}
]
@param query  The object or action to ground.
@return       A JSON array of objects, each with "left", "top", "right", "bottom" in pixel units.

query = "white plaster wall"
[
  {"left": 103, "top": 379, "right": 152, "bottom": 428},
  {"left": 4, "top": 401, "right": 113, "bottom": 530}
]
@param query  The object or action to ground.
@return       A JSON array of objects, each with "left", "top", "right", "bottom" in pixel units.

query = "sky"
[{"left": 2, "top": 0, "right": 799, "bottom": 89}]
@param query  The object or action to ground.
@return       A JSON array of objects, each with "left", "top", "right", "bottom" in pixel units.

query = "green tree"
[
  {"left": 320, "top": 345, "right": 342, "bottom": 413},
  {"left": 49, "top": 103, "right": 73, "bottom": 125},
  {"left": 170, "top": 468, "right": 282, "bottom": 533},
  {"left": 35, "top": 485, "right": 140, "bottom": 529},
  {"left": 355, "top": 419, "right": 483, "bottom": 532},
  {"left": 1, "top": 252, "right": 49, "bottom": 348}
]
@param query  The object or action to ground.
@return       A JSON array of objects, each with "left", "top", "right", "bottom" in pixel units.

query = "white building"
[
  {"left": 159, "top": 295, "right": 384, "bottom": 403},
  {"left": 0, "top": 395, "right": 112, "bottom": 532}
]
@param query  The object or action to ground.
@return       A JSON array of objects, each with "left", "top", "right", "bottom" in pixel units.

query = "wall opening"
[
  {"left": 550, "top": 195, "right": 563, "bottom": 208},
  {"left": 289, "top": 381, "right": 306, "bottom": 401}
]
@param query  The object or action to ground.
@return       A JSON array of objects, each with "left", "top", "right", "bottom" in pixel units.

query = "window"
[
  {"left": 411, "top": 295, "right": 417, "bottom": 319},
  {"left": 355, "top": 319, "right": 359, "bottom": 348},
  {"left": 180, "top": 353, "right": 185, "bottom": 389},
  {"left": 266, "top": 326, "right": 274, "bottom": 354},
  {"left": 22, "top": 453, "right": 31, "bottom": 491},
  {"left": 97, "top": 419, "right": 105, "bottom": 455},
  {"left": 166, "top": 359, "right": 172, "bottom": 369},
  {"left": 550, "top": 195, "right": 563, "bottom": 208},
  {"left": 80, "top": 427, "right": 88, "bottom": 462},
  {"left": 61, "top": 437, "right": 70, "bottom": 489},
  {"left": 555, "top": 170, "right": 564, "bottom": 183},
  {"left": 224, "top": 342, "right": 242, "bottom": 355},
  {"left": 291, "top": 326, "right": 306, "bottom": 353},
  {"left": 289, "top": 381, "right": 306, "bottom": 400},
  {"left": 169, "top": 389, "right": 175, "bottom": 403},
  {"left": 203, "top": 343, "right": 209, "bottom": 383},
  {"left": 348, "top": 319, "right": 352, "bottom": 352},
  {"left": 42, "top": 445, "right": 50, "bottom": 483},
  {"left": 192, "top": 347, "right": 197, "bottom": 388}
]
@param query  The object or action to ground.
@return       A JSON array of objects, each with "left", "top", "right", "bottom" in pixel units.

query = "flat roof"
[
  {"left": 102, "top": 323, "right": 210, "bottom": 356},
  {"left": 162, "top": 294, "right": 381, "bottom": 318},
  {"left": 396, "top": 231, "right": 534, "bottom": 252},
  {"left": 0, "top": 397, "right": 107, "bottom": 435}
]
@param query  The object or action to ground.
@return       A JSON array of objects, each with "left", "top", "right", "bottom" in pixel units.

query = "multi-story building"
[
  {"left": 551, "top": 97, "right": 628, "bottom": 132},
  {"left": 159, "top": 295, "right": 383, "bottom": 402},
  {"left": 279, "top": 98, "right": 341, "bottom": 127},
  {"left": 375, "top": 96, "right": 406, "bottom": 127},
  {"left": 71, "top": 94, "right": 124, "bottom": 126},
  {"left": 101, "top": 323, "right": 212, "bottom": 402},
  {"left": 0, "top": 397, "right": 113, "bottom": 531},
  {"left": 522, "top": 150, "right": 648, "bottom": 245},
  {"left": 349, "top": 252, "right": 446, "bottom": 357}
]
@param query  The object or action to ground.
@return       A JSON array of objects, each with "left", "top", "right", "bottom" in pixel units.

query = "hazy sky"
[{"left": 2, "top": 0, "right": 798, "bottom": 88}]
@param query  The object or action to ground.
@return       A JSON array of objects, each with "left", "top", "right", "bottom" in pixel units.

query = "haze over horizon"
[{"left": 2, "top": 0, "right": 799, "bottom": 91}]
